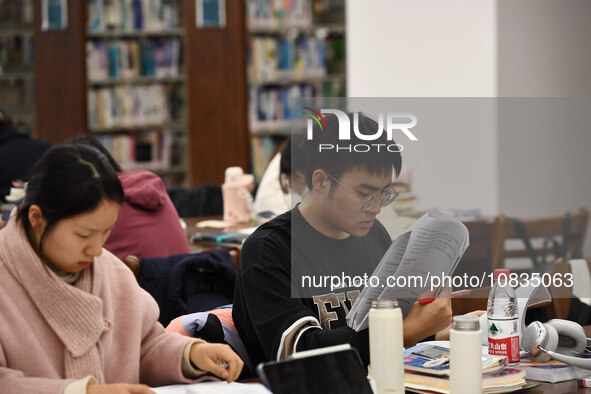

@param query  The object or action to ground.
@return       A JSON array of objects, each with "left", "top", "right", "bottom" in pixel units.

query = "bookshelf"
[
  {"left": 246, "top": 0, "right": 346, "bottom": 179},
  {"left": 30, "top": 0, "right": 345, "bottom": 186},
  {"left": 33, "top": 0, "right": 250, "bottom": 186},
  {"left": 0, "top": 0, "right": 35, "bottom": 134},
  {"left": 85, "top": 0, "right": 187, "bottom": 185}
]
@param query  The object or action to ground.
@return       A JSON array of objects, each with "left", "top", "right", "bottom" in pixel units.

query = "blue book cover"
[
  {"left": 133, "top": 0, "right": 143, "bottom": 29},
  {"left": 404, "top": 342, "right": 507, "bottom": 377},
  {"left": 107, "top": 44, "right": 120, "bottom": 78}
]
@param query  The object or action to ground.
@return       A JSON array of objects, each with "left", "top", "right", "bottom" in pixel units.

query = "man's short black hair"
[
  {"left": 280, "top": 133, "right": 306, "bottom": 176},
  {"left": 303, "top": 112, "right": 402, "bottom": 188}
]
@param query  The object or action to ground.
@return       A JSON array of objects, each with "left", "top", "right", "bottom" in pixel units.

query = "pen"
[{"left": 416, "top": 289, "right": 472, "bottom": 305}]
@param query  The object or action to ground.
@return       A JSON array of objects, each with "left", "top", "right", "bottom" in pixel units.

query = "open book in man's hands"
[{"left": 347, "top": 211, "right": 470, "bottom": 332}]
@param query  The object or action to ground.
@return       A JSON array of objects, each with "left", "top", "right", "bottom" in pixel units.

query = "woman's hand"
[
  {"left": 87, "top": 383, "right": 155, "bottom": 394},
  {"left": 434, "top": 310, "right": 486, "bottom": 340},
  {"left": 189, "top": 342, "right": 244, "bottom": 383}
]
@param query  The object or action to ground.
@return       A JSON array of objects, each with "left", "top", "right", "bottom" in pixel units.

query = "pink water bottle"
[{"left": 222, "top": 167, "right": 254, "bottom": 223}]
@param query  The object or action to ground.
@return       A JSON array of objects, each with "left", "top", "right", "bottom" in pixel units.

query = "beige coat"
[{"left": 0, "top": 216, "right": 198, "bottom": 394}]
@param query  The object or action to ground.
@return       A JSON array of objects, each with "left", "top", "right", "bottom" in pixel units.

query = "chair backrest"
[
  {"left": 137, "top": 250, "right": 237, "bottom": 326},
  {"left": 167, "top": 184, "right": 223, "bottom": 218},
  {"left": 547, "top": 257, "right": 574, "bottom": 320},
  {"left": 490, "top": 207, "right": 589, "bottom": 272},
  {"left": 543, "top": 257, "right": 591, "bottom": 322}
]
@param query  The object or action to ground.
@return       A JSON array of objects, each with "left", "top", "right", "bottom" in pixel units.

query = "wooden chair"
[
  {"left": 547, "top": 257, "right": 591, "bottom": 322},
  {"left": 490, "top": 207, "right": 589, "bottom": 272},
  {"left": 547, "top": 257, "right": 573, "bottom": 320}
]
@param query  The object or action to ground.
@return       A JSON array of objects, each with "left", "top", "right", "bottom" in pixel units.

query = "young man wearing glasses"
[{"left": 233, "top": 112, "right": 452, "bottom": 369}]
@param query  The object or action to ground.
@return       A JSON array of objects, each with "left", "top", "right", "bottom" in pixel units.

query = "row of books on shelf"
[
  {"left": 0, "top": 0, "right": 33, "bottom": 25},
  {"left": 248, "top": 80, "right": 345, "bottom": 130},
  {"left": 249, "top": 84, "right": 311, "bottom": 129},
  {"left": 88, "top": 84, "right": 179, "bottom": 129},
  {"left": 248, "top": 36, "right": 327, "bottom": 82},
  {"left": 96, "top": 130, "right": 180, "bottom": 172},
  {"left": 246, "top": 0, "right": 312, "bottom": 30},
  {"left": 88, "top": 0, "right": 180, "bottom": 32},
  {"left": 0, "top": 36, "right": 35, "bottom": 76},
  {"left": 86, "top": 38, "right": 182, "bottom": 81}
]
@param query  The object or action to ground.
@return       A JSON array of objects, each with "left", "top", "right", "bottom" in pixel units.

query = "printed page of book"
[{"left": 348, "top": 211, "right": 469, "bottom": 331}]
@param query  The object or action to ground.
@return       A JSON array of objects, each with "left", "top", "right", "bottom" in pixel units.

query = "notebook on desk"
[
  {"left": 190, "top": 227, "right": 257, "bottom": 245},
  {"left": 153, "top": 381, "right": 271, "bottom": 393}
]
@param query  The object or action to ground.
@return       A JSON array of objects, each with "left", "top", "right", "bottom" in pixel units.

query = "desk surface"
[
  {"left": 533, "top": 379, "right": 586, "bottom": 393},
  {"left": 235, "top": 377, "right": 585, "bottom": 394},
  {"left": 184, "top": 216, "right": 259, "bottom": 237},
  {"left": 185, "top": 216, "right": 590, "bottom": 392},
  {"left": 238, "top": 375, "right": 587, "bottom": 393},
  {"left": 183, "top": 216, "right": 262, "bottom": 265}
]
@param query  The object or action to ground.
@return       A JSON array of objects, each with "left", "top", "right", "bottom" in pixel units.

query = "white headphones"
[{"left": 521, "top": 319, "right": 591, "bottom": 368}]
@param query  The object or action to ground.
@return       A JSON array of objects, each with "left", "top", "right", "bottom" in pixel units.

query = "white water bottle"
[
  {"left": 450, "top": 315, "right": 482, "bottom": 394},
  {"left": 369, "top": 299, "right": 404, "bottom": 394},
  {"left": 487, "top": 268, "right": 520, "bottom": 364}
]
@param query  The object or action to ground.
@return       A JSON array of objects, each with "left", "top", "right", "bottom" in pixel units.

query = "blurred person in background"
[
  {"left": 0, "top": 107, "right": 51, "bottom": 199},
  {"left": 66, "top": 134, "right": 190, "bottom": 261}
]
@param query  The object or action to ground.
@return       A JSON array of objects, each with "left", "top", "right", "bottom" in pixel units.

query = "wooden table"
[
  {"left": 240, "top": 374, "right": 588, "bottom": 393},
  {"left": 186, "top": 216, "right": 591, "bottom": 392},
  {"left": 527, "top": 379, "right": 586, "bottom": 393}
]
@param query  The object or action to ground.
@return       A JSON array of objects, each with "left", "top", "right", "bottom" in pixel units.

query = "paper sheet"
[
  {"left": 153, "top": 381, "right": 271, "bottom": 394},
  {"left": 347, "top": 211, "right": 469, "bottom": 331},
  {"left": 237, "top": 227, "right": 258, "bottom": 235},
  {"left": 196, "top": 220, "right": 233, "bottom": 228}
]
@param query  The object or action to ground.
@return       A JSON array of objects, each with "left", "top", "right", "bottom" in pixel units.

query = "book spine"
[{"left": 132, "top": 0, "right": 143, "bottom": 29}]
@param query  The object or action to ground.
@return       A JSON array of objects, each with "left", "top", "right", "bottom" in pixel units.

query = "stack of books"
[
  {"left": 403, "top": 343, "right": 530, "bottom": 394},
  {"left": 518, "top": 357, "right": 591, "bottom": 383}
]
